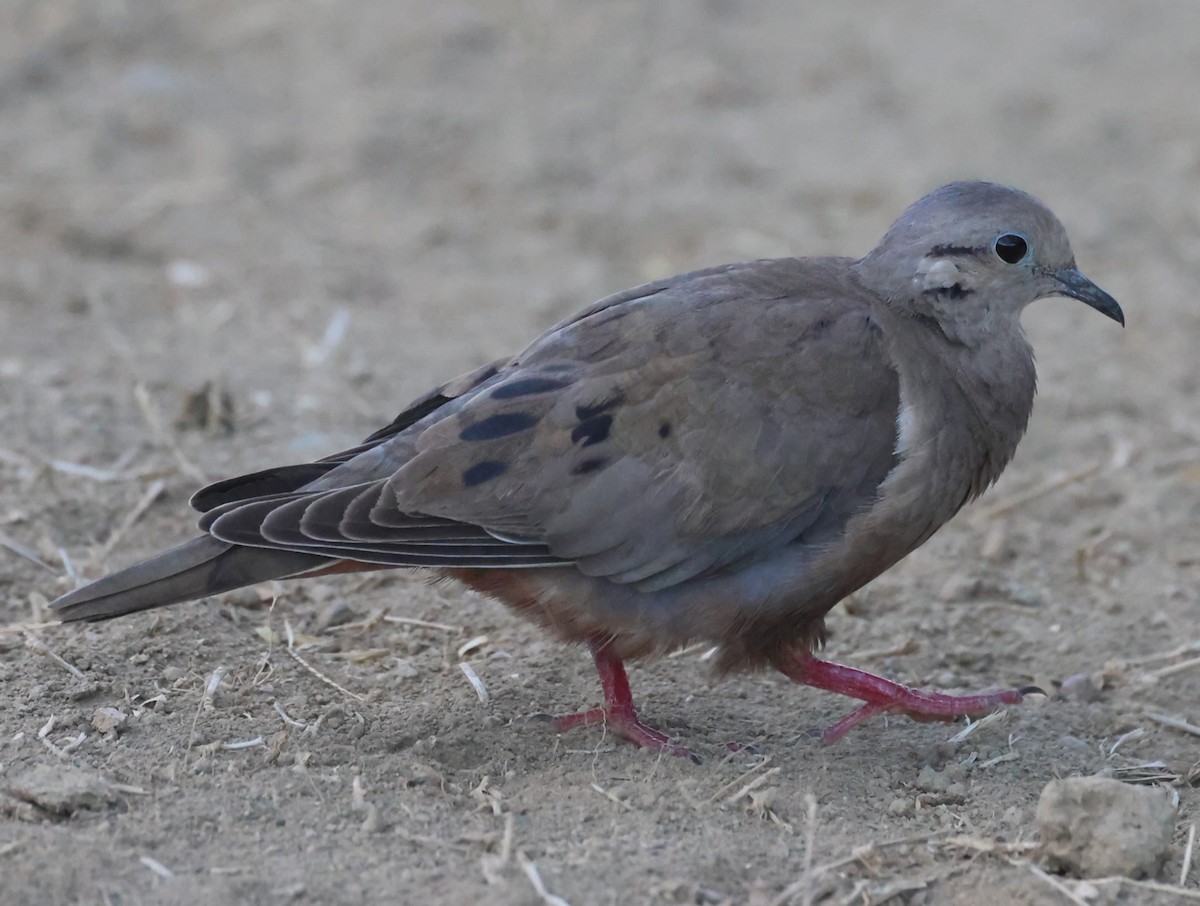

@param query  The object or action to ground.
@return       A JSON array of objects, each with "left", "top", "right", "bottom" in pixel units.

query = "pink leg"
[
  {"left": 775, "top": 649, "right": 1040, "bottom": 745},
  {"left": 553, "top": 640, "right": 698, "bottom": 762}
]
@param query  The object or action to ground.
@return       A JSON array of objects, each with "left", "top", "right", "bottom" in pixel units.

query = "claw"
[
  {"left": 551, "top": 640, "right": 699, "bottom": 762},
  {"left": 775, "top": 649, "right": 1031, "bottom": 744}
]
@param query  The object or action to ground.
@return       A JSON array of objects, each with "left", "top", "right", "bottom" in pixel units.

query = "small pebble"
[
  {"left": 938, "top": 575, "right": 983, "bottom": 602},
  {"left": 917, "top": 765, "right": 949, "bottom": 793},
  {"left": 360, "top": 804, "right": 384, "bottom": 833}
]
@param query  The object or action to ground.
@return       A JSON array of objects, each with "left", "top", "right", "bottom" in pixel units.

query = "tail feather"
[{"left": 50, "top": 536, "right": 333, "bottom": 623}]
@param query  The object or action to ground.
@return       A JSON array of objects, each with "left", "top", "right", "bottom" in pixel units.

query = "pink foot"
[
  {"left": 774, "top": 649, "right": 1040, "bottom": 745},
  {"left": 552, "top": 640, "right": 699, "bottom": 762}
]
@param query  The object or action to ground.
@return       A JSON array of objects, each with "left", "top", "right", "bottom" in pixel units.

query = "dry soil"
[{"left": 2, "top": 3, "right": 1200, "bottom": 904}]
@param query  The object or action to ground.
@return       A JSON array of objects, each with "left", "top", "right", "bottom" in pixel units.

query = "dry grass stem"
[
  {"left": 457, "top": 635, "right": 489, "bottom": 658},
  {"left": 480, "top": 813, "right": 514, "bottom": 885},
  {"left": 1019, "top": 861, "right": 1091, "bottom": 906},
  {"left": 133, "top": 382, "right": 207, "bottom": 483},
  {"left": 222, "top": 737, "right": 264, "bottom": 750},
  {"left": 517, "top": 850, "right": 571, "bottom": 906},
  {"left": 0, "top": 445, "right": 36, "bottom": 471},
  {"left": 1107, "top": 727, "right": 1147, "bottom": 756},
  {"left": 977, "top": 750, "right": 1020, "bottom": 770},
  {"left": 971, "top": 438, "right": 1130, "bottom": 523},
  {"left": 1118, "top": 640, "right": 1200, "bottom": 669},
  {"left": 1111, "top": 760, "right": 1185, "bottom": 785},
  {"left": 1043, "top": 872, "right": 1200, "bottom": 903},
  {"left": 0, "top": 528, "right": 55, "bottom": 571},
  {"left": 139, "top": 855, "right": 174, "bottom": 879},
  {"left": 801, "top": 793, "right": 818, "bottom": 906},
  {"left": 56, "top": 547, "right": 77, "bottom": 584},
  {"left": 1146, "top": 712, "right": 1200, "bottom": 737},
  {"left": 303, "top": 306, "right": 351, "bottom": 367},
  {"left": 23, "top": 631, "right": 85, "bottom": 679},
  {"left": 771, "top": 828, "right": 954, "bottom": 906},
  {"left": 111, "top": 783, "right": 149, "bottom": 796},
  {"left": 939, "top": 835, "right": 1037, "bottom": 856},
  {"left": 187, "top": 667, "right": 227, "bottom": 753},
  {"left": 97, "top": 478, "right": 165, "bottom": 561},
  {"left": 272, "top": 700, "right": 308, "bottom": 729},
  {"left": 972, "top": 462, "right": 1104, "bottom": 522},
  {"left": 459, "top": 661, "right": 490, "bottom": 704},
  {"left": 709, "top": 754, "right": 774, "bottom": 802},
  {"left": 589, "top": 783, "right": 633, "bottom": 810},
  {"left": 1184, "top": 823, "right": 1197, "bottom": 887},
  {"left": 381, "top": 615, "right": 458, "bottom": 632},
  {"left": 43, "top": 457, "right": 140, "bottom": 483},
  {"left": 41, "top": 730, "right": 87, "bottom": 759},
  {"left": 722, "top": 766, "right": 781, "bottom": 806},
  {"left": 202, "top": 667, "right": 228, "bottom": 710},
  {"left": 945, "top": 708, "right": 1008, "bottom": 744},
  {"left": 850, "top": 639, "right": 919, "bottom": 661},
  {"left": 0, "top": 621, "right": 57, "bottom": 637},
  {"left": 284, "top": 619, "right": 364, "bottom": 703},
  {"left": 1147, "top": 655, "right": 1200, "bottom": 680}
]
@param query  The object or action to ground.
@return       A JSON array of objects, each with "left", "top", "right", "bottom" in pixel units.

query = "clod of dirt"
[
  {"left": 4, "top": 764, "right": 120, "bottom": 818},
  {"left": 313, "top": 600, "right": 360, "bottom": 633},
  {"left": 91, "top": 706, "right": 128, "bottom": 735},
  {"left": 1036, "top": 776, "right": 1176, "bottom": 878},
  {"left": 176, "top": 380, "right": 235, "bottom": 433},
  {"left": 1059, "top": 672, "right": 1103, "bottom": 703}
]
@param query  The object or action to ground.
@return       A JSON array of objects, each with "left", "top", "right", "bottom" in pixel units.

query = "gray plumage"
[{"left": 50, "top": 181, "right": 1123, "bottom": 754}]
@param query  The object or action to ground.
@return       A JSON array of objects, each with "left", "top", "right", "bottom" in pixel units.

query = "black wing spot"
[
  {"left": 571, "top": 456, "right": 609, "bottom": 475},
  {"left": 462, "top": 460, "right": 508, "bottom": 487},
  {"left": 358, "top": 394, "right": 453, "bottom": 445},
  {"left": 571, "top": 414, "right": 612, "bottom": 447},
  {"left": 490, "top": 377, "right": 569, "bottom": 399},
  {"left": 459, "top": 412, "right": 539, "bottom": 442},
  {"left": 923, "top": 284, "right": 973, "bottom": 300},
  {"left": 658, "top": 422, "right": 671, "bottom": 439},
  {"left": 575, "top": 395, "right": 624, "bottom": 422},
  {"left": 809, "top": 317, "right": 833, "bottom": 337}
]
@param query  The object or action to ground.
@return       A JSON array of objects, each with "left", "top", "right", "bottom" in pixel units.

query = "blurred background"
[
  {"left": 1, "top": 1, "right": 1184, "bottom": 468},
  {"left": 2, "top": 3, "right": 1199, "bottom": 904}
]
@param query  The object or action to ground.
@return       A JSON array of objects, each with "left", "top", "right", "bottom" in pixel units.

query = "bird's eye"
[{"left": 993, "top": 233, "right": 1029, "bottom": 264}]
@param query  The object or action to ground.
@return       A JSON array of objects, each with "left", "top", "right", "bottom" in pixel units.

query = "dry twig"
[
  {"left": 23, "top": 631, "right": 85, "bottom": 679},
  {"left": 517, "top": 850, "right": 570, "bottom": 906},
  {"left": 1146, "top": 712, "right": 1200, "bottom": 738},
  {"left": 97, "top": 479, "right": 165, "bottom": 561},
  {"left": 284, "top": 619, "right": 364, "bottom": 703},
  {"left": 0, "top": 528, "right": 55, "bottom": 572}
]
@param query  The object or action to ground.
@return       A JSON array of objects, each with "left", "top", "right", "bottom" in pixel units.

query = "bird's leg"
[
  {"left": 552, "top": 639, "right": 698, "bottom": 762},
  {"left": 774, "top": 649, "right": 1038, "bottom": 745}
]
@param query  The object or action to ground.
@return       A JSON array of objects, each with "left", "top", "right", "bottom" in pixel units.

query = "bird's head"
[{"left": 855, "top": 181, "right": 1123, "bottom": 345}]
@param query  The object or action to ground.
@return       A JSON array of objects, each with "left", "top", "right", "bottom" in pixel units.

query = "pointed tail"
[{"left": 50, "top": 536, "right": 333, "bottom": 623}]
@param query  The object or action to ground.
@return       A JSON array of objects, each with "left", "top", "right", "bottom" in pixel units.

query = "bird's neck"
[
  {"left": 884, "top": 307, "right": 1037, "bottom": 511},
  {"left": 803, "top": 309, "right": 1037, "bottom": 617}
]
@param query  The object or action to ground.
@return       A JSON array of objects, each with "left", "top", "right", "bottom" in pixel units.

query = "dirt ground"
[{"left": 2, "top": 2, "right": 1200, "bottom": 904}]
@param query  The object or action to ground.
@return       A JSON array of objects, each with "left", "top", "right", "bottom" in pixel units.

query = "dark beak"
[{"left": 1052, "top": 268, "right": 1124, "bottom": 326}]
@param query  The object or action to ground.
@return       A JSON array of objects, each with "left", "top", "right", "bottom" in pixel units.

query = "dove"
[{"left": 51, "top": 181, "right": 1123, "bottom": 760}]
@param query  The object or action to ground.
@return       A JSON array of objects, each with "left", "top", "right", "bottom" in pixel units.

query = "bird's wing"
[
  {"left": 205, "top": 259, "right": 902, "bottom": 590},
  {"left": 188, "top": 359, "right": 507, "bottom": 512}
]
